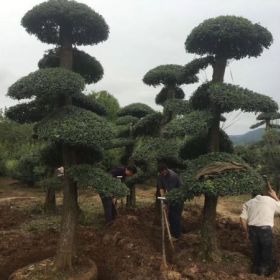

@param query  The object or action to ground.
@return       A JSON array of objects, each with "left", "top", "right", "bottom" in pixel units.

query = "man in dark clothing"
[
  {"left": 100, "top": 165, "right": 137, "bottom": 224},
  {"left": 157, "top": 164, "right": 183, "bottom": 239}
]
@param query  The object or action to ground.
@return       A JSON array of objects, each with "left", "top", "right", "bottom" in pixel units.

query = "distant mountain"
[{"left": 229, "top": 128, "right": 265, "bottom": 145}]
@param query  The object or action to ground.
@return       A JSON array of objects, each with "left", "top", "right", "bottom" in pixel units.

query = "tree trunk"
[
  {"left": 56, "top": 146, "right": 77, "bottom": 270},
  {"left": 201, "top": 56, "right": 227, "bottom": 260},
  {"left": 126, "top": 185, "right": 136, "bottom": 208},
  {"left": 201, "top": 195, "right": 219, "bottom": 260},
  {"left": 56, "top": 25, "right": 77, "bottom": 270},
  {"left": 60, "top": 25, "right": 73, "bottom": 71},
  {"left": 44, "top": 187, "right": 56, "bottom": 213}
]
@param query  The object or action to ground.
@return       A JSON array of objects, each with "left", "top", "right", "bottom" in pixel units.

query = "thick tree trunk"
[
  {"left": 60, "top": 25, "right": 73, "bottom": 71},
  {"left": 201, "top": 195, "right": 219, "bottom": 260},
  {"left": 201, "top": 56, "right": 227, "bottom": 260},
  {"left": 56, "top": 146, "right": 78, "bottom": 270},
  {"left": 44, "top": 187, "right": 56, "bottom": 213},
  {"left": 56, "top": 25, "right": 77, "bottom": 270},
  {"left": 126, "top": 185, "right": 136, "bottom": 208}
]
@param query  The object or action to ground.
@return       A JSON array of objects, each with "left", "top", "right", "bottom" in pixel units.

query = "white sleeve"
[
  {"left": 240, "top": 203, "right": 248, "bottom": 220},
  {"left": 275, "top": 201, "right": 280, "bottom": 214}
]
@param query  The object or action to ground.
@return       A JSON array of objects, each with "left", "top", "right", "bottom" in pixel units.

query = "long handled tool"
[
  {"left": 158, "top": 196, "right": 168, "bottom": 268},
  {"left": 263, "top": 175, "right": 273, "bottom": 192},
  {"left": 163, "top": 206, "right": 175, "bottom": 252}
]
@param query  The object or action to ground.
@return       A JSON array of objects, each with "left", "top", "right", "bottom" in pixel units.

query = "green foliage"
[
  {"left": 8, "top": 68, "right": 85, "bottom": 102},
  {"left": 163, "top": 99, "right": 190, "bottom": 116},
  {"left": 72, "top": 93, "right": 106, "bottom": 116},
  {"left": 257, "top": 112, "right": 280, "bottom": 121},
  {"left": 5, "top": 100, "right": 48, "bottom": 124},
  {"left": 133, "top": 113, "right": 162, "bottom": 137},
  {"left": 180, "top": 130, "right": 233, "bottom": 160},
  {"left": 118, "top": 103, "right": 154, "bottom": 118},
  {"left": 88, "top": 91, "right": 120, "bottom": 121},
  {"left": 115, "top": 116, "right": 139, "bottom": 125},
  {"left": 14, "top": 152, "right": 47, "bottom": 186},
  {"left": 22, "top": 0, "right": 109, "bottom": 46},
  {"left": 182, "top": 56, "right": 214, "bottom": 77},
  {"left": 39, "top": 143, "right": 63, "bottom": 168},
  {"left": 143, "top": 64, "right": 196, "bottom": 86},
  {"left": 39, "top": 48, "right": 104, "bottom": 84},
  {"left": 35, "top": 106, "right": 114, "bottom": 149},
  {"left": 167, "top": 152, "right": 264, "bottom": 204},
  {"left": 191, "top": 82, "right": 278, "bottom": 113},
  {"left": 155, "top": 86, "right": 185, "bottom": 105},
  {"left": 250, "top": 121, "right": 266, "bottom": 129},
  {"left": 132, "top": 137, "right": 183, "bottom": 172},
  {"left": 162, "top": 111, "right": 213, "bottom": 138},
  {"left": 185, "top": 16, "right": 273, "bottom": 59},
  {"left": 234, "top": 144, "right": 263, "bottom": 170},
  {"left": 39, "top": 176, "right": 63, "bottom": 191},
  {"left": 68, "top": 165, "right": 128, "bottom": 198}
]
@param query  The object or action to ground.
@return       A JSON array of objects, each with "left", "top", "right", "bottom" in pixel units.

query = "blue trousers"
[
  {"left": 168, "top": 204, "right": 183, "bottom": 238},
  {"left": 249, "top": 225, "right": 274, "bottom": 275}
]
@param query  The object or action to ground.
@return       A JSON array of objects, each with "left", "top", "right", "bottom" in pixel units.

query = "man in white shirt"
[{"left": 240, "top": 186, "right": 280, "bottom": 276}]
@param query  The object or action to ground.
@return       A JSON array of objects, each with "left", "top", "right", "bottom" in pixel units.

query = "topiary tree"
[
  {"left": 114, "top": 103, "right": 155, "bottom": 207},
  {"left": 143, "top": 60, "right": 212, "bottom": 124},
  {"left": 184, "top": 15, "right": 278, "bottom": 258},
  {"left": 89, "top": 90, "right": 120, "bottom": 121},
  {"left": 7, "top": 0, "right": 112, "bottom": 270},
  {"left": 250, "top": 112, "right": 280, "bottom": 130}
]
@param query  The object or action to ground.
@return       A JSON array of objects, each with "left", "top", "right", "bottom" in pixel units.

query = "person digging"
[
  {"left": 157, "top": 164, "right": 183, "bottom": 240},
  {"left": 100, "top": 165, "right": 137, "bottom": 224},
  {"left": 240, "top": 179, "right": 280, "bottom": 276}
]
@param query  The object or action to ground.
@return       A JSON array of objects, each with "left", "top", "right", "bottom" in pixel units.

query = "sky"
[{"left": 0, "top": 0, "right": 279, "bottom": 135}]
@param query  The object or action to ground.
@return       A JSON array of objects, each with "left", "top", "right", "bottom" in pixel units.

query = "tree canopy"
[
  {"left": 39, "top": 48, "right": 104, "bottom": 84},
  {"left": 22, "top": 0, "right": 109, "bottom": 45},
  {"left": 185, "top": 16, "right": 273, "bottom": 59}
]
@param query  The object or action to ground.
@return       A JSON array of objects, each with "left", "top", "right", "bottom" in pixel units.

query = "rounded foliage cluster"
[
  {"left": 257, "top": 112, "right": 280, "bottom": 121},
  {"left": 133, "top": 113, "right": 162, "bottom": 137},
  {"left": 68, "top": 165, "right": 128, "bottom": 198},
  {"left": 162, "top": 111, "right": 213, "bottom": 138},
  {"left": 143, "top": 64, "right": 187, "bottom": 86},
  {"left": 22, "top": 0, "right": 109, "bottom": 46},
  {"left": 132, "top": 137, "right": 182, "bottom": 171},
  {"left": 182, "top": 56, "right": 214, "bottom": 77},
  {"left": 185, "top": 16, "right": 273, "bottom": 60},
  {"left": 191, "top": 82, "right": 278, "bottom": 114},
  {"left": 35, "top": 106, "right": 114, "bottom": 149},
  {"left": 8, "top": 68, "right": 85, "bottom": 101},
  {"left": 167, "top": 152, "right": 264, "bottom": 204},
  {"left": 39, "top": 48, "right": 104, "bottom": 84},
  {"left": 116, "top": 115, "right": 139, "bottom": 125},
  {"left": 180, "top": 130, "right": 233, "bottom": 160},
  {"left": 155, "top": 87, "right": 185, "bottom": 105},
  {"left": 163, "top": 99, "right": 190, "bottom": 116},
  {"left": 5, "top": 101, "right": 48, "bottom": 124},
  {"left": 118, "top": 103, "right": 154, "bottom": 118}
]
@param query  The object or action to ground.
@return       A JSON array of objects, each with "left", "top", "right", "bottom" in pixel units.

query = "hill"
[{"left": 229, "top": 128, "right": 264, "bottom": 145}]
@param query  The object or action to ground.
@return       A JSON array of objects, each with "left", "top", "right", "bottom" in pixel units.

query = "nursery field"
[{"left": 1, "top": 178, "right": 280, "bottom": 280}]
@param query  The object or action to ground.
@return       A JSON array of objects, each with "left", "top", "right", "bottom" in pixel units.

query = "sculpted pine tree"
[
  {"left": 250, "top": 112, "right": 280, "bottom": 130},
  {"left": 185, "top": 15, "right": 278, "bottom": 258},
  {"left": 6, "top": 0, "right": 118, "bottom": 270},
  {"left": 116, "top": 103, "right": 155, "bottom": 207}
]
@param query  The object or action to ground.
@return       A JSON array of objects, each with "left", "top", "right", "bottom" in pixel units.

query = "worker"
[
  {"left": 240, "top": 183, "right": 280, "bottom": 276},
  {"left": 157, "top": 163, "right": 183, "bottom": 240},
  {"left": 100, "top": 165, "right": 137, "bottom": 224}
]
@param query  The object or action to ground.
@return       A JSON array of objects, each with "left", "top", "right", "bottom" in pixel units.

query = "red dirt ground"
[{"left": 1, "top": 178, "right": 280, "bottom": 279}]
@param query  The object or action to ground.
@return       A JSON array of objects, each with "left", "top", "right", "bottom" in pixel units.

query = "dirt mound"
[{"left": 1, "top": 201, "right": 280, "bottom": 280}]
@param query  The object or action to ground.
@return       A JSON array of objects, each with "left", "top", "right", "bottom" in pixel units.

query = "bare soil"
[{"left": 1, "top": 178, "right": 280, "bottom": 280}]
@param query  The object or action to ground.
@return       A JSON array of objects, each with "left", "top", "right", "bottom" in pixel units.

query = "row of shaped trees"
[{"left": 5, "top": 0, "right": 279, "bottom": 271}]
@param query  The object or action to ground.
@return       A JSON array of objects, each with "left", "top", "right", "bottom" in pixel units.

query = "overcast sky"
[{"left": 1, "top": 0, "right": 279, "bottom": 135}]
